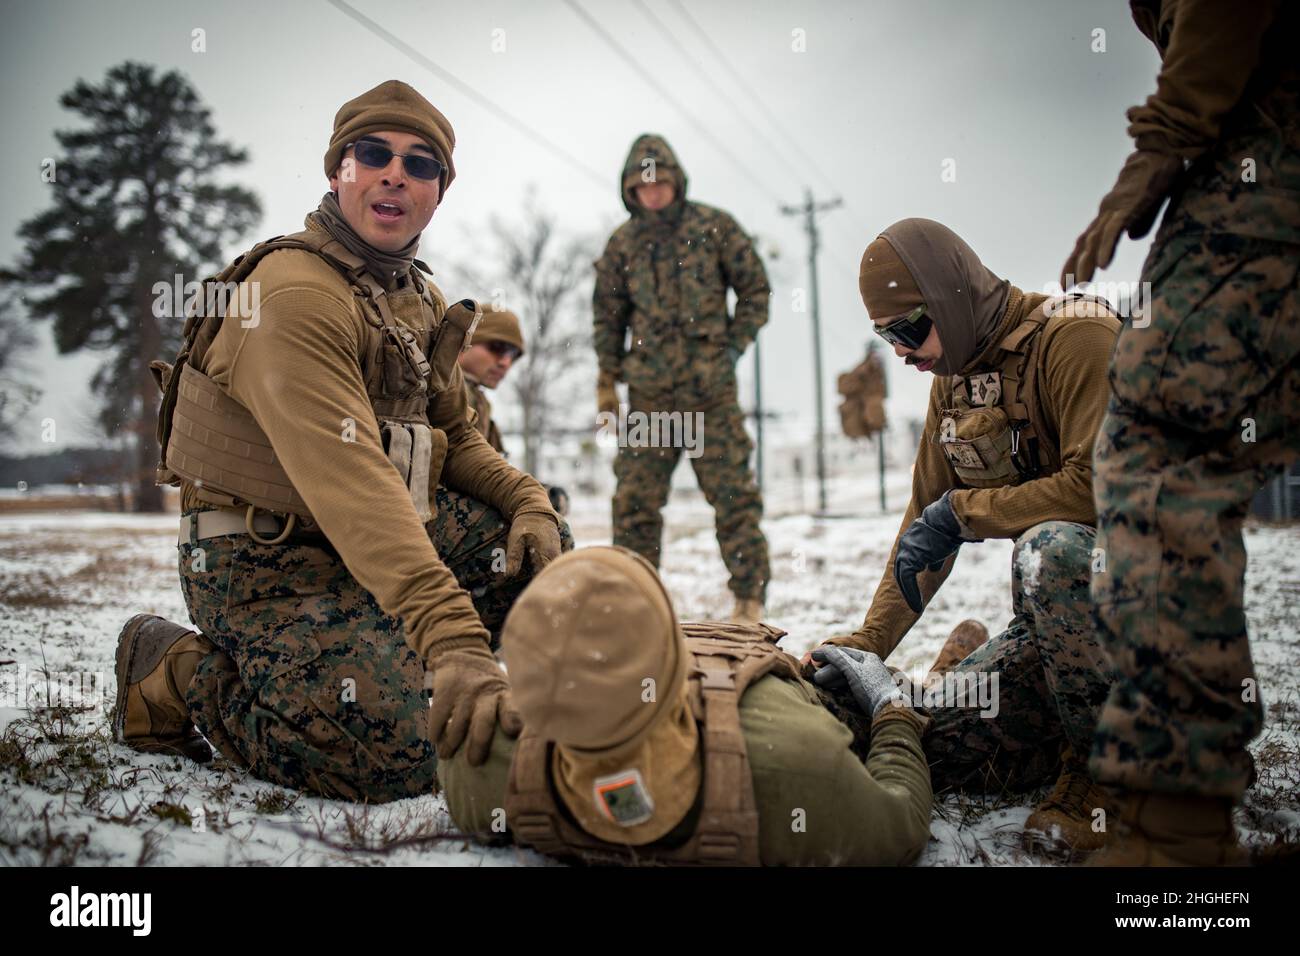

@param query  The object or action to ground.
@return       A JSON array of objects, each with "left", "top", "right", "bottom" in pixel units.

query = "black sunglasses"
[
  {"left": 348, "top": 140, "right": 444, "bottom": 182},
  {"left": 486, "top": 340, "right": 521, "bottom": 361},
  {"left": 873, "top": 304, "right": 933, "bottom": 350}
]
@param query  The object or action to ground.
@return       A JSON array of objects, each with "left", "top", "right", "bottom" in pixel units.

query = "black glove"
[{"left": 893, "top": 492, "right": 970, "bottom": 614}]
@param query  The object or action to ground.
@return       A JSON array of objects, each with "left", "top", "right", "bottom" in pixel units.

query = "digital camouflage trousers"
[
  {"left": 819, "top": 521, "right": 1115, "bottom": 793},
  {"left": 180, "top": 486, "right": 572, "bottom": 803},
  {"left": 612, "top": 396, "right": 770, "bottom": 600},
  {"left": 1089, "top": 230, "right": 1300, "bottom": 800}
]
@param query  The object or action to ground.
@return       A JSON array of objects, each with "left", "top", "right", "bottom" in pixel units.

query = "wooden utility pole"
[{"left": 780, "top": 189, "right": 841, "bottom": 514}]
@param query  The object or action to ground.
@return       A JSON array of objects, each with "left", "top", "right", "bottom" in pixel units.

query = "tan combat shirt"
[{"left": 186, "top": 247, "right": 552, "bottom": 660}]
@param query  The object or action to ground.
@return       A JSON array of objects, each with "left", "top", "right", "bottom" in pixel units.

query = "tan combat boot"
[
  {"left": 1022, "top": 747, "right": 1114, "bottom": 858},
  {"left": 111, "top": 614, "right": 214, "bottom": 763},
  {"left": 928, "top": 619, "right": 989, "bottom": 678},
  {"left": 1086, "top": 791, "right": 1246, "bottom": 866},
  {"left": 730, "top": 597, "right": 764, "bottom": 624}
]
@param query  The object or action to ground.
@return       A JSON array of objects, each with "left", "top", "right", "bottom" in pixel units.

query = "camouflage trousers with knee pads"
[
  {"left": 818, "top": 521, "right": 1115, "bottom": 793},
  {"left": 180, "top": 486, "right": 572, "bottom": 803}
]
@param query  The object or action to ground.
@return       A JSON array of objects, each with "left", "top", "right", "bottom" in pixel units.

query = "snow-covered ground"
[{"left": 1, "top": 490, "right": 1297, "bottom": 866}]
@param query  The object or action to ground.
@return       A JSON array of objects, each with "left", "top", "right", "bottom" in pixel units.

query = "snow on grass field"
[{"left": 1, "top": 497, "right": 1296, "bottom": 866}]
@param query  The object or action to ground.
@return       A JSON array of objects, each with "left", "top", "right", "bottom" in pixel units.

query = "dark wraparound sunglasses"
[
  {"left": 348, "top": 140, "right": 445, "bottom": 182},
  {"left": 873, "top": 304, "right": 933, "bottom": 350},
  {"left": 486, "top": 340, "right": 521, "bottom": 361}
]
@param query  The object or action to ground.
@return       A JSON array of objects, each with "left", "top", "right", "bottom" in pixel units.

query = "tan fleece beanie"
[
  {"left": 324, "top": 80, "right": 456, "bottom": 197},
  {"left": 502, "top": 546, "right": 700, "bottom": 845},
  {"left": 474, "top": 307, "right": 526, "bottom": 356},
  {"left": 859, "top": 235, "right": 924, "bottom": 320}
]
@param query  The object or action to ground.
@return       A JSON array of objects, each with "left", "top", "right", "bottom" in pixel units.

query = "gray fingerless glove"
[{"left": 811, "top": 645, "right": 907, "bottom": 716}]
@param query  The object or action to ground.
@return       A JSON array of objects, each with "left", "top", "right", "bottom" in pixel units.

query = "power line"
[
  {"left": 629, "top": 0, "right": 810, "bottom": 188},
  {"left": 627, "top": 0, "right": 870, "bottom": 287},
  {"left": 325, "top": 0, "right": 607, "bottom": 191},
  {"left": 666, "top": 0, "right": 842, "bottom": 197},
  {"left": 666, "top": 0, "right": 873, "bottom": 258},
  {"left": 561, "top": 0, "right": 786, "bottom": 206},
  {"left": 781, "top": 189, "right": 843, "bottom": 514}
]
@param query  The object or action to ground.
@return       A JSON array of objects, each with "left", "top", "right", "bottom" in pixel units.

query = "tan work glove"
[
  {"left": 1061, "top": 150, "right": 1184, "bottom": 287},
  {"left": 427, "top": 644, "right": 523, "bottom": 766},
  {"left": 596, "top": 370, "right": 619, "bottom": 417},
  {"left": 505, "top": 509, "right": 562, "bottom": 577}
]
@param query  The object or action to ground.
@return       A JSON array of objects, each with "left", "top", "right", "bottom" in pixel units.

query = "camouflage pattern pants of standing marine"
[
  {"left": 818, "top": 521, "right": 1116, "bottom": 792},
  {"left": 179, "top": 486, "right": 573, "bottom": 803},
  {"left": 1089, "top": 230, "right": 1300, "bottom": 800},
  {"left": 612, "top": 396, "right": 770, "bottom": 601}
]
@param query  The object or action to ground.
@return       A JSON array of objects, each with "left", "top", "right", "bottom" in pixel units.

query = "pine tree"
[{"left": 7, "top": 61, "right": 260, "bottom": 510}]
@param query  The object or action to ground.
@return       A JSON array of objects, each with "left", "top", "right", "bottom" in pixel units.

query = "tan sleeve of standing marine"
[
  {"left": 1125, "top": 0, "right": 1279, "bottom": 160},
  {"left": 827, "top": 379, "right": 959, "bottom": 660},
  {"left": 214, "top": 269, "right": 491, "bottom": 661}
]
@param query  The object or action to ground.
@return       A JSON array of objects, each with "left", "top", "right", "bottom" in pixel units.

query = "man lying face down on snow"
[{"left": 438, "top": 546, "right": 932, "bottom": 866}]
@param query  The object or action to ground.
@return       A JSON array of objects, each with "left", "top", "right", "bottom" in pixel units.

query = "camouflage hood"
[
  {"left": 878, "top": 218, "right": 1010, "bottom": 377},
  {"left": 620, "top": 133, "right": 689, "bottom": 217}
]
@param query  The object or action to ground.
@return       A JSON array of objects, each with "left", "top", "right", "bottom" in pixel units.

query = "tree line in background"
[{"left": 0, "top": 61, "right": 595, "bottom": 511}]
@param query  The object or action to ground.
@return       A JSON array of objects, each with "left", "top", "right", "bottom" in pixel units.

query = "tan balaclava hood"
[
  {"left": 324, "top": 80, "right": 456, "bottom": 200},
  {"left": 502, "top": 547, "right": 700, "bottom": 846},
  {"left": 869, "top": 218, "right": 1010, "bottom": 377},
  {"left": 473, "top": 306, "right": 526, "bottom": 357},
  {"left": 620, "top": 133, "right": 687, "bottom": 216}
]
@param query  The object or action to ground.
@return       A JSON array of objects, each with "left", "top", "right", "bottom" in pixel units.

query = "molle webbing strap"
[
  {"left": 506, "top": 737, "right": 574, "bottom": 860},
  {"left": 692, "top": 654, "right": 760, "bottom": 865}
]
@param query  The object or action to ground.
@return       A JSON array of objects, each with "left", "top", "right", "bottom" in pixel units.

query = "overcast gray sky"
[{"left": 1, "top": 0, "right": 1163, "bottom": 455}]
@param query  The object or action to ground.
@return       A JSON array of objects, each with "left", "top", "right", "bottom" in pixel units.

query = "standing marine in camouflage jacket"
[
  {"left": 592, "top": 134, "right": 771, "bottom": 622},
  {"left": 1063, "top": 0, "right": 1299, "bottom": 865},
  {"left": 806, "top": 218, "right": 1121, "bottom": 857}
]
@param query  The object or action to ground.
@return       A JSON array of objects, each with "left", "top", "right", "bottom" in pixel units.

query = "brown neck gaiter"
[{"left": 306, "top": 191, "right": 418, "bottom": 290}]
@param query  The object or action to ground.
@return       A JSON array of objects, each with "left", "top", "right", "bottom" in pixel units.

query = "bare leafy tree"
[
  {"left": 4, "top": 62, "right": 260, "bottom": 510},
  {"left": 448, "top": 198, "right": 597, "bottom": 477}
]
